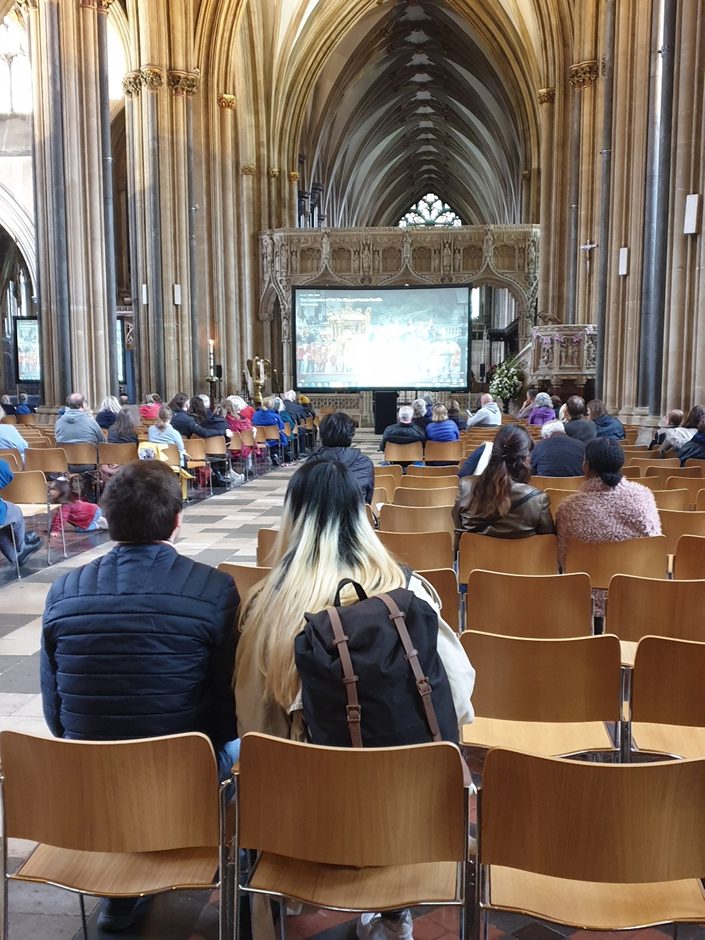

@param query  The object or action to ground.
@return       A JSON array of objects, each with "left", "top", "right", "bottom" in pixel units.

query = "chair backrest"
[
  {"left": 378, "top": 503, "right": 454, "bottom": 536},
  {"left": 460, "top": 632, "right": 622, "bottom": 722},
  {"left": 530, "top": 475, "right": 584, "bottom": 491},
  {"left": 0, "top": 449, "right": 21, "bottom": 471},
  {"left": 632, "top": 636, "right": 705, "bottom": 727},
  {"left": 457, "top": 532, "right": 559, "bottom": 584},
  {"left": 185, "top": 437, "right": 207, "bottom": 460},
  {"left": 648, "top": 488, "right": 689, "bottom": 511},
  {"left": 218, "top": 562, "right": 271, "bottom": 600},
  {"left": 375, "top": 464, "right": 403, "bottom": 482},
  {"left": 239, "top": 427, "right": 257, "bottom": 448},
  {"left": 673, "top": 534, "right": 705, "bottom": 579},
  {"left": 97, "top": 442, "right": 138, "bottom": 465},
  {"left": 61, "top": 442, "right": 98, "bottom": 466},
  {"left": 399, "top": 473, "right": 458, "bottom": 489},
  {"left": 697, "top": 489, "right": 705, "bottom": 512},
  {"left": 684, "top": 458, "right": 705, "bottom": 470},
  {"left": 204, "top": 435, "right": 227, "bottom": 456},
  {"left": 23, "top": 447, "right": 69, "bottom": 474},
  {"left": 645, "top": 465, "right": 704, "bottom": 488},
  {"left": 423, "top": 440, "right": 463, "bottom": 463},
  {"left": 1, "top": 469, "right": 49, "bottom": 504},
  {"left": 605, "top": 574, "right": 705, "bottom": 644},
  {"left": 15, "top": 413, "right": 37, "bottom": 425},
  {"left": 627, "top": 456, "right": 680, "bottom": 469},
  {"left": 563, "top": 536, "right": 668, "bottom": 589},
  {"left": 383, "top": 442, "right": 424, "bottom": 464},
  {"left": 466, "top": 570, "right": 593, "bottom": 637},
  {"left": 544, "top": 488, "right": 576, "bottom": 512},
  {"left": 257, "top": 528, "right": 279, "bottom": 566},
  {"left": 237, "top": 733, "right": 467, "bottom": 867},
  {"left": 392, "top": 486, "right": 457, "bottom": 508},
  {"left": 406, "top": 464, "right": 458, "bottom": 477},
  {"left": 163, "top": 443, "right": 182, "bottom": 467},
  {"left": 621, "top": 465, "right": 641, "bottom": 479},
  {"left": 665, "top": 475, "right": 705, "bottom": 508},
  {"left": 376, "top": 529, "right": 454, "bottom": 571},
  {"left": 480, "top": 747, "right": 705, "bottom": 882},
  {"left": 373, "top": 474, "right": 399, "bottom": 496},
  {"left": 372, "top": 485, "right": 390, "bottom": 505},
  {"left": 658, "top": 509, "right": 705, "bottom": 555},
  {"left": 0, "top": 731, "right": 219, "bottom": 853},
  {"left": 416, "top": 568, "right": 460, "bottom": 632}
]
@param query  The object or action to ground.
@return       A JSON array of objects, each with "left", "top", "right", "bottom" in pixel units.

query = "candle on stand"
[
  {"left": 208, "top": 338, "right": 215, "bottom": 374},
  {"left": 258, "top": 360, "right": 264, "bottom": 383}
]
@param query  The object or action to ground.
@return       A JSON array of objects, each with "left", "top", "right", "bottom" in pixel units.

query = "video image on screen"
[{"left": 293, "top": 286, "right": 470, "bottom": 390}]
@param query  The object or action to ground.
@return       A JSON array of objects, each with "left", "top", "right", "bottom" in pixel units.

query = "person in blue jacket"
[
  {"left": 587, "top": 399, "right": 626, "bottom": 439},
  {"left": 252, "top": 396, "right": 290, "bottom": 464},
  {"left": 0, "top": 458, "right": 42, "bottom": 567}
]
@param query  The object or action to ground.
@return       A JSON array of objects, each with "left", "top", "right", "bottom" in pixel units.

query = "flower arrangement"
[{"left": 489, "top": 356, "right": 525, "bottom": 401}]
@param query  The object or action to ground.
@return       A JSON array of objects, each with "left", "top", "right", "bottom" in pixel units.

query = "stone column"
[{"left": 537, "top": 86, "right": 555, "bottom": 318}]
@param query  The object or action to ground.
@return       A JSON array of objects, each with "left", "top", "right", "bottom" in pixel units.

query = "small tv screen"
[{"left": 293, "top": 285, "right": 470, "bottom": 390}]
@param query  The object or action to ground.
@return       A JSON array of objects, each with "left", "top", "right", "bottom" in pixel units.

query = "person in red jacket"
[{"left": 48, "top": 479, "right": 108, "bottom": 539}]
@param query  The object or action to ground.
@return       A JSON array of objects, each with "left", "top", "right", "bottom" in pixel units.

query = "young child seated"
[{"left": 48, "top": 479, "right": 109, "bottom": 539}]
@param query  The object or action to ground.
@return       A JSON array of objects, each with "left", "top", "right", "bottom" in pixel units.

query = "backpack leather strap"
[
  {"left": 378, "top": 593, "right": 442, "bottom": 742},
  {"left": 326, "top": 605, "right": 363, "bottom": 748}
]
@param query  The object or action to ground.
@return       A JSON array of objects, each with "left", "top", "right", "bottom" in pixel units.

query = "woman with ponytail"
[{"left": 453, "top": 424, "right": 554, "bottom": 538}]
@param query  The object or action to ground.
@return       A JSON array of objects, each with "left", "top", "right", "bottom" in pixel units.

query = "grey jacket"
[{"left": 55, "top": 409, "right": 105, "bottom": 445}]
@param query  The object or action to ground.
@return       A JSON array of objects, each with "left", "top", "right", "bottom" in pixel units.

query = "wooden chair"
[
  {"left": 632, "top": 474, "right": 663, "bottom": 491},
  {"left": 621, "top": 465, "right": 642, "bottom": 479},
  {"left": 465, "top": 571, "right": 593, "bottom": 638},
  {"left": 658, "top": 508, "right": 705, "bottom": 555},
  {"left": 233, "top": 733, "right": 471, "bottom": 940},
  {"left": 673, "top": 534, "right": 705, "bottom": 579},
  {"left": 644, "top": 465, "right": 704, "bottom": 488},
  {"left": 562, "top": 536, "right": 668, "bottom": 589},
  {"left": 457, "top": 533, "right": 559, "bottom": 587},
  {"left": 626, "top": 455, "right": 680, "bottom": 470},
  {"left": 459, "top": 632, "right": 621, "bottom": 756},
  {"left": 416, "top": 568, "right": 460, "bottom": 632},
  {"left": 61, "top": 442, "right": 99, "bottom": 467},
  {"left": 182, "top": 437, "right": 210, "bottom": 495},
  {"left": 238, "top": 428, "right": 268, "bottom": 478},
  {"left": 204, "top": 435, "right": 234, "bottom": 476},
  {"left": 630, "top": 636, "right": 705, "bottom": 758},
  {"left": 1, "top": 470, "right": 66, "bottom": 564},
  {"left": 665, "top": 475, "right": 705, "bottom": 509},
  {"left": 0, "top": 731, "right": 234, "bottom": 940},
  {"left": 15, "top": 413, "right": 37, "bottom": 425},
  {"left": 218, "top": 562, "right": 270, "bottom": 601},
  {"left": 696, "top": 489, "right": 705, "bottom": 511},
  {"left": 405, "top": 463, "right": 454, "bottom": 477},
  {"left": 477, "top": 748, "right": 705, "bottom": 932},
  {"left": 372, "top": 485, "right": 390, "bottom": 506},
  {"left": 0, "top": 450, "right": 22, "bottom": 472},
  {"left": 0, "top": 414, "right": 17, "bottom": 424},
  {"left": 378, "top": 504, "right": 454, "bottom": 536},
  {"left": 649, "top": 488, "right": 689, "bottom": 511},
  {"left": 373, "top": 474, "right": 399, "bottom": 497},
  {"left": 423, "top": 441, "right": 463, "bottom": 464},
  {"left": 392, "top": 486, "right": 457, "bottom": 508},
  {"left": 398, "top": 473, "right": 457, "bottom": 489},
  {"left": 684, "top": 458, "right": 705, "bottom": 471},
  {"left": 619, "top": 443, "right": 648, "bottom": 452},
  {"left": 530, "top": 475, "right": 584, "bottom": 491},
  {"left": 256, "top": 528, "right": 279, "bottom": 566},
  {"left": 376, "top": 530, "right": 454, "bottom": 571},
  {"left": 23, "top": 447, "right": 69, "bottom": 476},
  {"left": 544, "top": 488, "right": 575, "bottom": 512},
  {"left": 383, "top": 442, "right": 424, "bottom": 465},
  {"left": 97, "top": 442, "right": 138, "bottom": 466},
  {"left": 604, "top": 574, "right": 705, "bottom": 667},
  {"left": 374, "top": 464, "right": 402, "bottom": 482}
]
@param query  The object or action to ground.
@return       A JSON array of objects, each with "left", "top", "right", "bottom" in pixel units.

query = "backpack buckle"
[
  {"left": 346, "top": 704, "right": 361, "bottom": 723},
  {"left": 416, "top": 677, "right": 432, "bottom": 697}
]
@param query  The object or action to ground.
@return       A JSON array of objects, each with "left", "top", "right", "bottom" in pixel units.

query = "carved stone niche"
[{"left": 530, "top": 324, "right": 597, "bottom": 386}]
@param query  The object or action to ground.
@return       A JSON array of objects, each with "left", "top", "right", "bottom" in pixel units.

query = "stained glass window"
[{"left": 398, "top": 193, "right": 463, "bottom": 228}]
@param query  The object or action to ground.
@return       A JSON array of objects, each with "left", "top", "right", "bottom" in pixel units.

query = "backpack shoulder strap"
[
  {"left": 326, "top": 605, "right": 363, "bottom": 748},
  {"left": 377, "top": 593, "right": 442, "bottom": 742}
]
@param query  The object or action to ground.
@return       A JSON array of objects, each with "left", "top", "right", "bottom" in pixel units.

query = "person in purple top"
[{"left": 527, "top": 392, "right": 558, "bottom": 426}]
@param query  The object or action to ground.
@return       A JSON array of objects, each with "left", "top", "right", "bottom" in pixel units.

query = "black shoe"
[
  {"left": 24, "top": 532, "right": 41, "bottom": 547},
  {"left": 16, "top": 540, "right": 42, "bottom": 566},
  {"left": 97, "top": 896, "right": 153, "bottom": 932}
]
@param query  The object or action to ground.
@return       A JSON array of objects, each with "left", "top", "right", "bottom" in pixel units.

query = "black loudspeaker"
[
  {"left": 373, "top": 391, "right": 399, "bottom": 434},
  {"left": 479, "top": 363, "right": 486, "bottom": 380},
  {"left": 215, "top": 364, "right": 223, "bottom": 379}
]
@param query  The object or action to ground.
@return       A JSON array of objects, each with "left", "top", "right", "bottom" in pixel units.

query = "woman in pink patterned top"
[
  {"left": 555, "top": 438, "right": 662, "bottom": 615},
  {"left": 223, "top": 398, "right": 254, "bottom": 464}
]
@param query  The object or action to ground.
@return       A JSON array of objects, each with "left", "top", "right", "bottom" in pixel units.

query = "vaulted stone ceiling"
[{"left": 299, "top": 0, "right": 536, "bottom": 228}]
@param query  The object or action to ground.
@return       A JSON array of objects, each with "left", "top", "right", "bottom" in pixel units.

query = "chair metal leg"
[
  {"left": 277, "top": 898, "right": 287, "bottom": 940},
  {"left": 78, "top": 893, "right": 88, "bottom": 939}
]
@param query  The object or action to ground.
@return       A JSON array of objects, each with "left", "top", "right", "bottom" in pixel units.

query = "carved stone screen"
[{"left": 292, "top": 285, "right": 470, "bottom": 390}]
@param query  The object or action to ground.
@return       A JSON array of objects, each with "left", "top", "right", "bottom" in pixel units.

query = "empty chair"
[
  {"left": 14, "top": 413, "right": 37, "bottom": 425},
  {"left": 376, "top": 530, "right": 454, "bottom": 571},
  {"left": 457, "top": 532, "right": 559, "bottom": 587},
  {"left": 375, "top": 464, "right": 402, "bottom": 482},
  {"left": 373, "top": 474, "right": 399, "bottom": 497},
  {"left": 97, "top": 442, "right": 138, "bottom": 466},
  {"left": 218, "top": 563, "right": 271, "bottom": 601},
  {"left": 392, "top": 487, "right": 457, "bottom": 508},
  {"left": 416, "top": 568, "right": 460, "bottom": 632},
  {"left": 61, "top": 443, "right": 99, "bottom": 468},
  {"left": 544, "top": 488, "right": 576, "bottom": 513},
  {"left": 466, "top": 570, "right": 593, "bottom": 638},
  {"left": 233, "top": 733, "right": 472, "bottom": 940},
  {"left": 399, "top": 473, "right": 457, "bottom": 489},
  {"left": 649, "top": 488, "right": 689, "bottom": 511},
  {"left": 620, "top": 465, "right": 641, "bottom": 479},
  {"left": 696, "top": 489, "right": 705, "bottom": 511},
  {"left": 630, "top": 636, "right": 705, "bottom": 758},
  {"left": 477, "top": 748, "right": 705, "bottom": 933},
  {"left": 372, "top": 485, "right": 390, "bottom": 506},
  {"left": 658, "top": 508, "right": 705, "bottom": 555},
  {"left": 378, "top": 503, "right": 454, "bottom": 536},
  {"left": 459, "top": 632, "right": 621, "bottom": 756},
  {"left": 256, "top": 528, "right": 279, "bottom": 566},
  {"left": 644, "top": 465, "right": 704, "bottom": 488},
  {"left": 423, "top": 441, "right": 463, "bottom": 464},
  {"left": 529, "top": 475, "right": 584, "bottom": 491},
  {"left": 383, "top": 442, "right": 424, "bottom": 465},
  {"left": 405, "top": 464, "right": 455, "bottom": 477},
  {"left": 23, "top": 447, "right": 69, "bottom": 476},
  {"left": 665, "top": 475, "right": 705, "bottom": 509},
  {"left": 563, "top": 536, "right": 668, "bottom": 589},
  {"left": 0, "top": 450, "right": 22, "bottom": 472},
  {"left": 626, "top": 455, "right": 680, "bottom": 470},
  {"left": 0, "top": 730, "right": 234, "bottom": 940},
  {"left": 673, "top": 534, "right": 705, "bottom": 579}
]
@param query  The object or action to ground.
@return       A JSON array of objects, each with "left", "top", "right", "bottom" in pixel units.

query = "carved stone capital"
[
  {"left": 168, "top": 69, "right": 199, "bottom": 97},
  {"left": 288, "top": 171, "right": 300, "bottom": 183},
  {"left": 122, "top": 70, "right": 142, "bottom": 98},
  {"left": 97, "top": 0, "right": 117, "bottom": 9},
  {"left": 537, "top": 86, "right": 555, "bottom": 104},
  {"left": 268, "top": 168, "right": 280, "bottom": 179},
  {"left": 241, "top": 164, "right": 257, "bottom": 177},
  {"left": 15, "top": 0, "right": 38, "bottom": 11},
  {"left": 140, "top": 66, "right": 164, "bottom": 92},
  {"left": 569, "top": 60, "right": 598, "bottom": 88},
  {"left": 218, "top": 94, "right": 237, "bottom": 110}
]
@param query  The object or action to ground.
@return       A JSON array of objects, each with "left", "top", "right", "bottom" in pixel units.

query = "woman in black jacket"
[
  {"left": 307, "top": 411, "right": 374, "bottom": 503},
  {"left": 168, "top": 393, "right": 221, "bottom": 439}
]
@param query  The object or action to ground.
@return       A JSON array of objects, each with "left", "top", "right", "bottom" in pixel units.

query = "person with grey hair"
[
  {"left": 527, "top": 391, "right": 558, "bottom": 426},
  {"left": 379, "top": 404, "right": 426, "bottom": 450},
  {"left": 530, "top": 418, "right": 586, "bottom": 477},
  {"left": 282, "top": 389, "right": 308, "bottom": 453},
  {"left": 412, "top": 398, "right": 431, "bottom": 431},
  {"left": 466, "top": 393, "right": 501, "bottom": 428}
]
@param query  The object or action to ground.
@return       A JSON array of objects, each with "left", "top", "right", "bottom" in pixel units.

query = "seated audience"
[
  {"left": 0, "top": 394, "right": 15, "bottom": 415},
  {"left": 0, "top": 458, "right": 42, "bottom": 567},
  {"left": 411, "top": 398, "right": 431, "bottom": 431},
  {"left": 380, "top": 404, "right": 426, "bottom": 450},
  {"left": 41, "top": 460, "right": 239, "bottom": 932},
  {"left": 587, "top": 399, "right": 626, "bottom": 439},
  {"left": 222, "top": 398, "right": 255, "bottom": 469},
  {"left": 555, "top": 438, "right": 661, "bottom": 616},
  {"left": 48, "top": 478, "right": 108, "bottom": 538},
  {"left": 446, "top": 398, "right": 467, "bottom": 431},
  {"left": 530, "top": 420, "right": 586, "bottom": 477},
  {"left": 138, "top": 393, "right": 161, "bottom": 421},
  {"left": 527, "top": 391, "right": 558, "bottom": 426},
  {"left": 308, "top": 411, "right": 374, "bottom": 503},
  {"left": 107, "top": 406, "right": 139, "bottom": 444},
  {"left": 168, "top": 393, "right": 222, "bottom": 439},
  {"left": 95, "top": 396, "right": 121, "bottom": 430},
  {"left": 457, "top": 439, "right": 494, "bottom": 478},
  {"left": 466, "top": 392, "right": 502, "bottom": 428},
  {"left": 426, "top": 404, "right": 460, "bottom": 442},
  {"left": 516, "top": 387, "right": 537, "bottom": 420},
  {"left": 226, "top": 395, "right": 255, "bottom": 422},
  {"left": 658, "top": 404, "right": 704, "bottom": 456},
  {"left": 148, "top": 405, "right": 186, "bottom": 460},
  {"left": 563, "top": 395, "right": 597, "bottom": 442},
  {"left": 189, "top": 395, "right": 231, "bottom": 441},
  {"left": 0, "top": 408, "right": 28, "bottom": 459},
  {"left": 252, "top": 396, "right": 289, "bottom": 465},
  {"left": 283, "top": 390, "right": 308, "bottom": 454},
  {"left": 55, "top": 393, "right": 104, "bottom": 446},
  {"left": 649, "top": 409, "right": 683, "bottom": 450},
  {"left": 677, "top": 415, "right": 705, "bottom": 465},
  {"left": 297, "top": 394, "right": 315, "bottom": 419},
  {"left": 14, "top": 393, "right": 35, "bottom": 415},
  {"left": 550, "top": 395, "right": 563, "bottom": 418},
  {"left": 453, "top": 424, "right": 554, "bottom": 538}
]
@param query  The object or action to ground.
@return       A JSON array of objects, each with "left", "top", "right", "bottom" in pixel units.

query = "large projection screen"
[{"left": 293, "top": 286, "right": 470, "bottom": 390}]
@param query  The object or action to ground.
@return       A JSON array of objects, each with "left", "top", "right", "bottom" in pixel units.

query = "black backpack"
[{"left": 294, "top": 578, "right": 458, "bottom": 748}]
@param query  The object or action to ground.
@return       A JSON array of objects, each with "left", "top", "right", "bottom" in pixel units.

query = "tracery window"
[
  {"left": 0, "top": 14, "right": 31, "bottom": 115},
  {"left": 398, "top": 193, "right": 463, "bottom": 228}
]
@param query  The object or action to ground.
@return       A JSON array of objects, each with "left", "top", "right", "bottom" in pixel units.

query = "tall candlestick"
[{"left": 208, "top": 338, "right": 215, "bottom": 374}]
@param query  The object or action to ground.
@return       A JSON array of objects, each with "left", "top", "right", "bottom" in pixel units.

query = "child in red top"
[{"left": 48, "top": 479, "right": 109, "bottom": 539}]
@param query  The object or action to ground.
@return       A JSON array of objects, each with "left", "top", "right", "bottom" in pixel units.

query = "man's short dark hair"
[
  {"left": 101, "top": 461, "right": 182, "bottom": 543},
  {"left": 566, "top": 395, "right": 586, "bottom": 419},
  {"left": 319, "top": 411, "right": 354, "bottom": 447}
]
